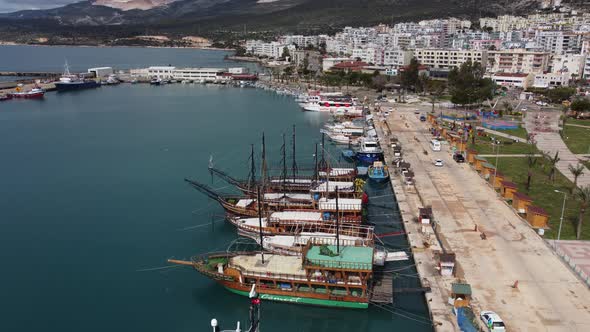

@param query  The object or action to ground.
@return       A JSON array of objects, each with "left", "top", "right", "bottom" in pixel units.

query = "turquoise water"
[
  {"left": 0, "top": 45, "right": 255, "bottom": 72},
  {"left": 0, "top": 47, "right": 431, "bottom": 332}
]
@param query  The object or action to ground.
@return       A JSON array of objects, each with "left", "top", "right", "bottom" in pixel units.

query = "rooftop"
[
  {"left": 305, "top": 245, "right": 373, "bottom": 270},
  {"left": 527, "top": 205, "right": 549, "bottom": 216},
  {"left": 452, "top": 283, "right": 472, "bottom": 296}
]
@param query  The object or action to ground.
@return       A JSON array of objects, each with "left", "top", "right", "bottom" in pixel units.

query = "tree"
[
  {"left": 372, "top": 75, "right": 388, "bottom": 92},
  {"left": 574, "top": 186, "right": 590, "bottom": 240},
  {"left": 571, "top": 98, "right": 590, "bottom": 113},
  {"left": 569, "top": 163, "right": 585, "bottom": 193},
  {"left": 427, "top": 80, "right": 446, "bottom": 112},
  {"left": 417, "top": 72, "right": 430, "bottom": 95},
  {"left": 448, "top": 60, "right": 494, "bottom": 106},
  {"left": 400, "top": 57, "right": 420, "bottom": 91},
  {"left": 281, "top": 47, "right": 290, "bottom": 59},
  {"left": 526, "top": 149, "right": 538, "bottom": 192},
  {"left": 545, "top": 87, "right": 575, "bottom": 104},
  {"left": 546, "top": 151, "right": 560, "bottom": 182},
  {"left": 318, "top": 42, "right": 327, "bottom": 55},
  {"left": 502, "top": 101, "right": 513, "bottom": 115}
]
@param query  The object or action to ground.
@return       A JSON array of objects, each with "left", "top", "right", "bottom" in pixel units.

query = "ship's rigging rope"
[{"left": 366, "top": 292, "right": 433, "bottom": 326}]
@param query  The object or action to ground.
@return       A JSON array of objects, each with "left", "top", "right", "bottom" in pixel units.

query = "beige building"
[
  {"left": 412, "top": 49, "right": 487, "bottom": 70},
  {"left": 487, "top": 49, "right": 550, "bottom": 74}
]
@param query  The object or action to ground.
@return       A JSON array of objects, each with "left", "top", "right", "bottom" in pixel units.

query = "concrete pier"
[{"left": 373, "top": 104, "right": 590, "bottom": 332}]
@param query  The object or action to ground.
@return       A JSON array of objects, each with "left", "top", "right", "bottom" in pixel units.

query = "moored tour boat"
[
  {"left": 169, "top": 241, "right": 380, "bottom": 309},
  {"left": 185, "top": 178, "right": 366, "bottom": 218}
]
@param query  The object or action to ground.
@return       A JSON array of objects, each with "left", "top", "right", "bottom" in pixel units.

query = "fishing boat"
[
  {"left": 55, "top": 61, "right": 100, "bottom": 91},
  {"left": 367, "top": 162, "right": 390, "bottom": 183},
  {"left": 169, "top": 240, "right": 382, "bottom": 309},
  {"left": 355, "top": 137, "right": 383, "bottom": 164},
  {"left": 9, "top": 85, "right": 44, "bottom": 99}
]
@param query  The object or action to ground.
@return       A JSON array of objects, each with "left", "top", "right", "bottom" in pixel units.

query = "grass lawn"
[
  {"left": 495, "top": 157, "right": 590, "bottom": 240},
  {"left": 468, "top": 135, "right": 538, "bottom": 155},
  {"left": 566, "top": 118, "right": 590, "bottom": 126},
  {"left": 563, "top": 125, "right": 590, "bottom": 154},
  {"left": 493, "top": 126, "right": 529, "bottom": 140}
]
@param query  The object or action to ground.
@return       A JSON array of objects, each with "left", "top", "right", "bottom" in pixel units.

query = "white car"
[
  {"left": 480, "top": 311, "right": 506, "bottom": 331},
  {"left": 384, "top": 111, "right": 390, "bottom": 116},
  {"left": 434, "top": 159, "right": 444, "bottom": 167},
  {"left": 535, "top": 101, "right": 548, "bottom": 106}
]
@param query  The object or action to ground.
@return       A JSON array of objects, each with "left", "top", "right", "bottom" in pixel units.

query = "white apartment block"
[
  {"left": 245, "top": 40, "right": 294, "bottom": 58},
  {"left": 533, "top": 72, "right": 571, "bottom": 88},
  {"left": 487, "top": 49, "right": 550, "bottom": 74},
  {"left": 534, "top": 30, "right": 583, "bottom": 54},
  {"left": 280, "top": 35, "right": 319, "bottom": 47},
  {"left": 583, "top": 56, "right": 590, "bottom": 78},
  {"left": 352, "top": 48, "right": 382, "bottom": 65},
  {"left": 413, "top": 49, "right": 487, "bottom": 70},
  {"left": 326, "top": 38, "right": 352, "bottom": 55},
  {"left": 383, "top": 49, "right": 413, "bottom": 67},
  {"left": 551, "top": 54, "right": 586, "bottom": 77}
]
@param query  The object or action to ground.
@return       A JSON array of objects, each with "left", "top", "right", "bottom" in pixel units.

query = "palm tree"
[
  {"left": 569, "top": 163, "right": 585, "bottom": 193},
  {"left": 574, "top": 186, "right": 590, "bottom": 240},
  {"left": 526, "top": 150, "right": 538, "bottom": 192},
  {"left": 546, "top": 151, "right": 560, "bottom": 182}
]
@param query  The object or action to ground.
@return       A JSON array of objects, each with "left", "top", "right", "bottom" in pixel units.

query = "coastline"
[{"left": 0, "top": 42, "right": 234, "bottom": 51}]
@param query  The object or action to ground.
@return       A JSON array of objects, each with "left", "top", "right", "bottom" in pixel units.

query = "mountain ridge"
[{"left": 0, "top": 0, "right": 585, "bottom": 41}]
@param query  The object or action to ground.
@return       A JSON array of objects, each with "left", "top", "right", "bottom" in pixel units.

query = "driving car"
[
  {"left": 453, "top": 153, "right": 465, "bottom": 163},
  {"left": 480, "top": 311, "right": 506, "bottom": 331},
  {"left": 434, "top": 159, "right": 444, "bottom": 167}
]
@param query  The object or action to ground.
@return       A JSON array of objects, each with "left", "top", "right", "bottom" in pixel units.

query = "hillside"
[{"left": 0, "top": 0, "right": 583, "bottom": 42}]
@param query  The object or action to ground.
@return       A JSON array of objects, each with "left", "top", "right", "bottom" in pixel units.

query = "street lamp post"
[
  {"left": 492, "top": 143, "right": 500, "bottom": 187},
  {"left": 554, "top": 190, "right": 567, "bottom": 244}
]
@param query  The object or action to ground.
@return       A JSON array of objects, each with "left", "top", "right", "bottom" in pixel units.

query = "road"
[{"left": 376, "top": 105, "right": 590, "bottom": 332}]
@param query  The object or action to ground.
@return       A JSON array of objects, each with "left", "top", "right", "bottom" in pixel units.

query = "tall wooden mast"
[{"left": 291, "top": 125, "right": 298, "bottom": 180}]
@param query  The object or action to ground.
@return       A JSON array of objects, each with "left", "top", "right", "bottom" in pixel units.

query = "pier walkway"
[{"left": 375, "top": 106, "right": 590, "bottom": 332}]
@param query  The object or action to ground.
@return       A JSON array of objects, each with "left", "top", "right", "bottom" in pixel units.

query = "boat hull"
[
  {"left": 224, "top": 285, "right": 369, "bottom": 309},
  {"left": 10, "top": 92, "right": 44, "bottom": 99},
  {"left": 55, "top": 81, "right": 100, "bottom": 91},
  {"left": 356, "top": 152, "right": 384, "bottom": 164}
]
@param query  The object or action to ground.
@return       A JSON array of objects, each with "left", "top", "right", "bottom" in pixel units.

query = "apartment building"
[
  {"left": 487, "top": 49, "right": 550, "bottom": 74},
  {"left": 533, "top": 72, "right": 571, "bottom": 88},
  {"left": 412, "top": 49, "right": 487, "bottom": 70},
  {"left": 534, "top": 30, "right": 583, "bottom": 54},
  {"left": 383, "top": 49, "right": 413, "bottom": 67}
]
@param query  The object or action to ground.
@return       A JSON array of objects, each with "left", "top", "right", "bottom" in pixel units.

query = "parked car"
[
  {"left": 453, "top": 153, "right": 465, "bottom": 163},
  {"left": 419, "top": 115, "right": 426, "bottom": 122},
  {"left": 384, "top": 111, "right": 391, "bottom": 116},
  {"left": 434, "top": 159, "right": 444, "bottom": 167},
  {"left": 480, "top": 311, "right": 506, "bottom": 331},
  {"left": 536, "top": 101, "right": 548, "bottom": 106}
]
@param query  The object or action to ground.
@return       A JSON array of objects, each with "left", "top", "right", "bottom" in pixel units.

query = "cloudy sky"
[{"left": 0, "top": 0, "right": 80, "bottom": 13}]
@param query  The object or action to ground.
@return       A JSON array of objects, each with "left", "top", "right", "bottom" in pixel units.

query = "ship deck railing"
[{"left": 304, "top": 259, "right": 372, "bottom": 271}]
